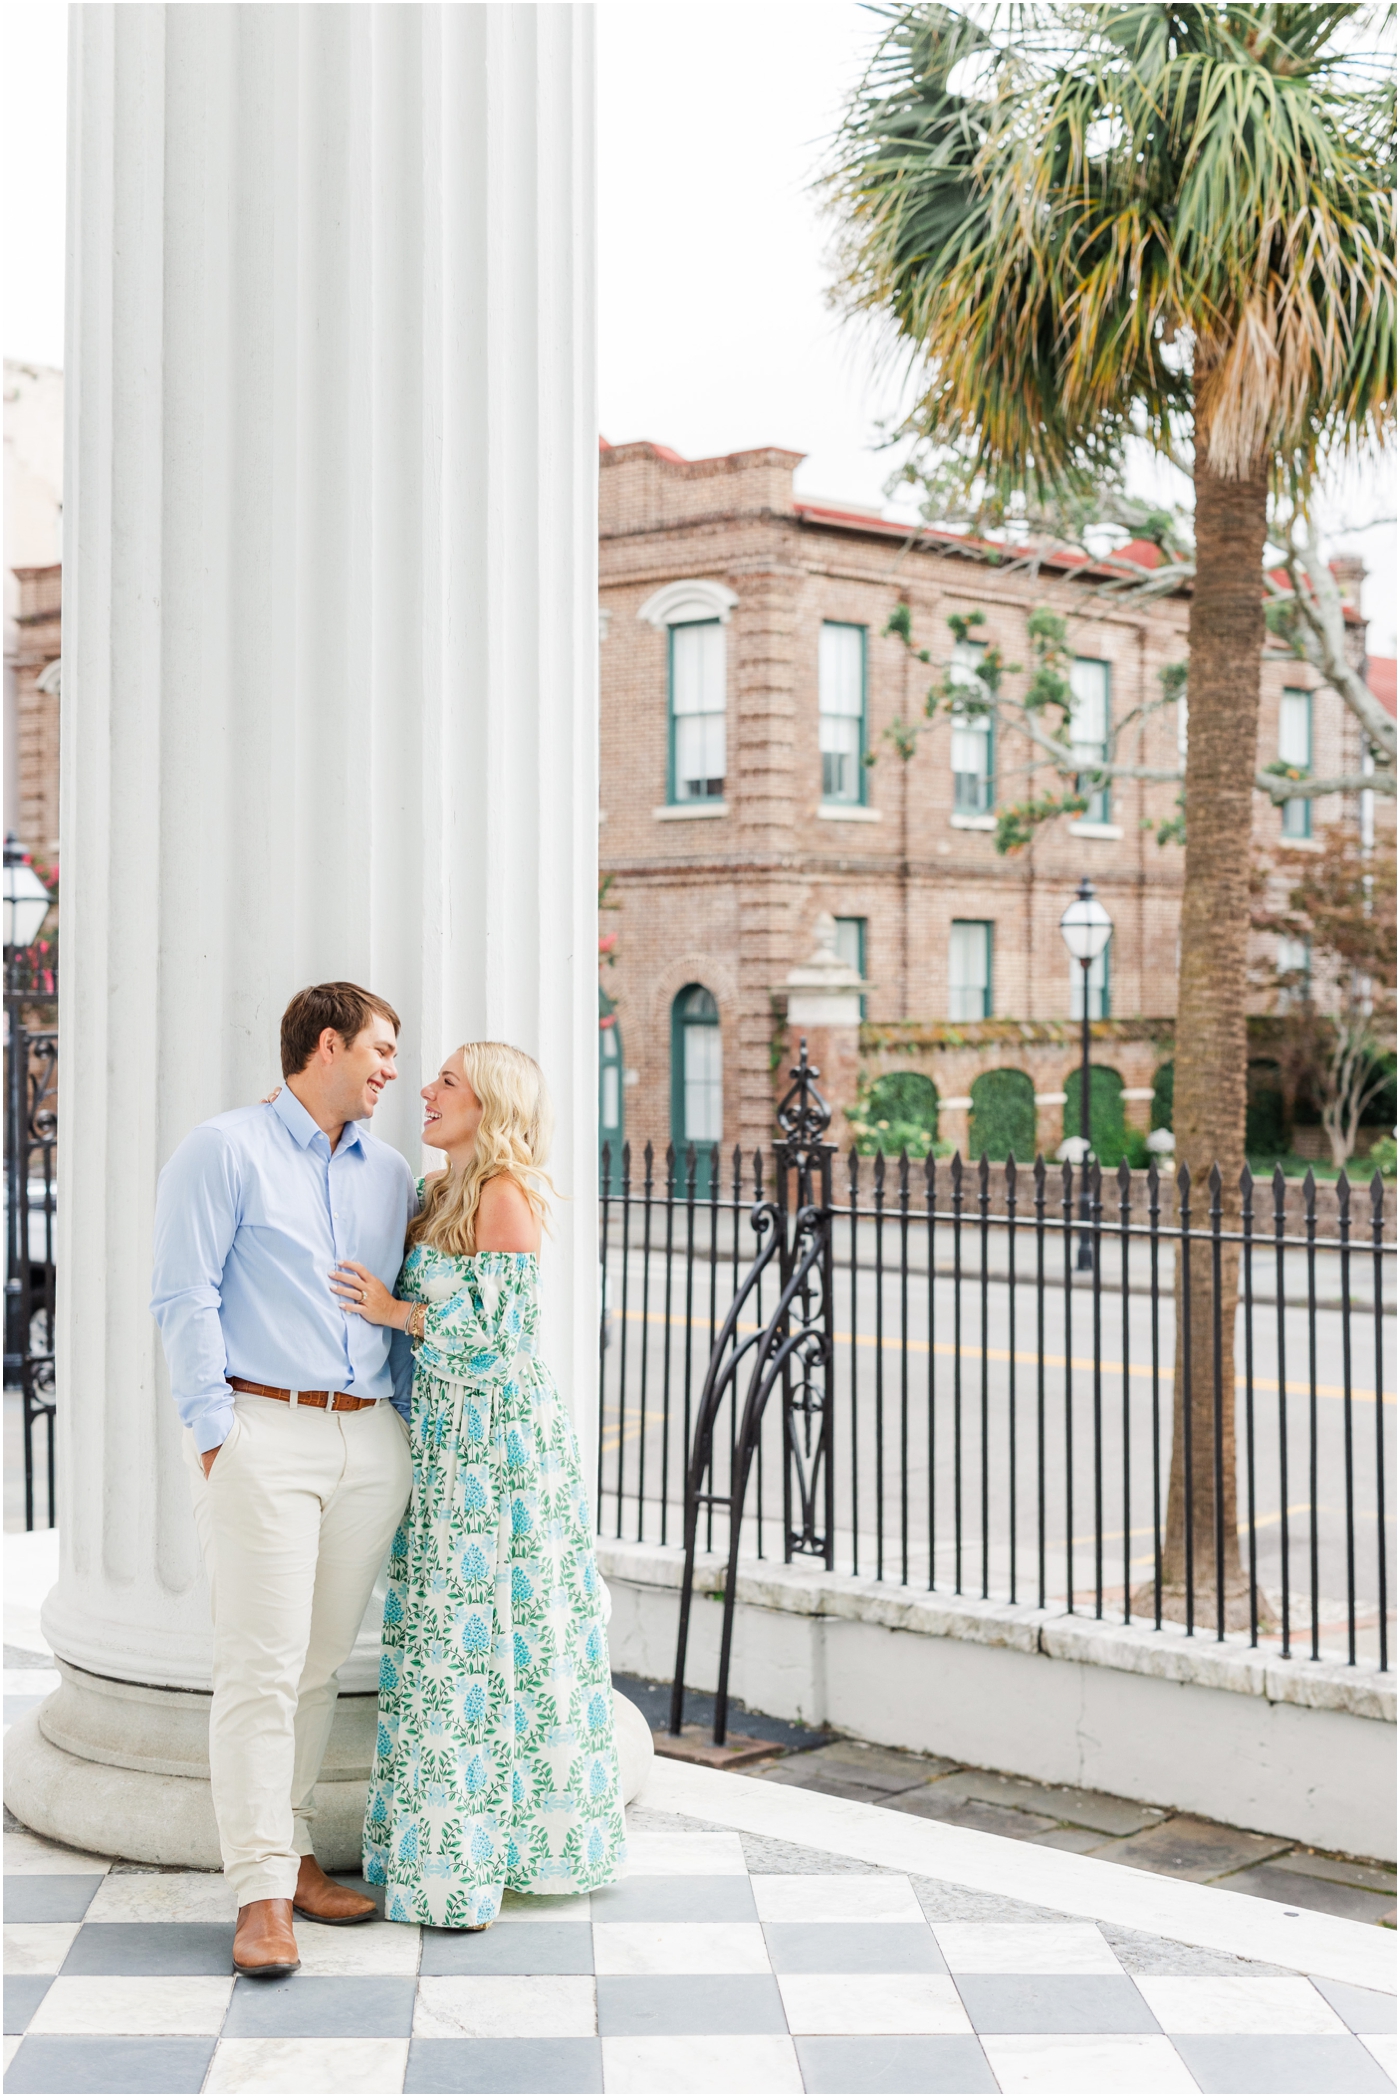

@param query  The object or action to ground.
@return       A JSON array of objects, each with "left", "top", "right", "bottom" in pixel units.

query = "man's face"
[{"left": 326, "top": 1016, "right": 399, "bottom": 1122}]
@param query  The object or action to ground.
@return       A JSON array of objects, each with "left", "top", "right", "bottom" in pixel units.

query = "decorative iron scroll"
[{"left": 669, "top": 1040, "right": 836, "bottom": 1745}]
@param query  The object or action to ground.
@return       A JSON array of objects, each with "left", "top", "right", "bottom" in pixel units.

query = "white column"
[{"left": 6, "top": 2, "right": 613, "bottom": 1864}]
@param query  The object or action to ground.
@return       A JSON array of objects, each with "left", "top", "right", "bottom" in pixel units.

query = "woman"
[{"left": 331, "top": 1042, "right": 626, "bottom": 1929}]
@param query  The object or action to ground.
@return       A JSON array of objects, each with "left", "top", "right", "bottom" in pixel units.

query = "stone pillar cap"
[{"left": 779, "top": 912, "right": 867, "bottom": 997}]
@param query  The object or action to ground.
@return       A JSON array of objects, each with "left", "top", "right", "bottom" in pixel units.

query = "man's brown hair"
[{"left": 280, "top": 982, "right": 402, "bottom": 1079}]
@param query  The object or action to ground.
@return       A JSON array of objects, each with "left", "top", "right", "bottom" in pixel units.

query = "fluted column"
[{"left": 6, "top": 2, "right": 616, "bottom": 1862}]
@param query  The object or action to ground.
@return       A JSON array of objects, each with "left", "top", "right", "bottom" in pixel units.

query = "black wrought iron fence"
[
  {"left": 4, "top": 956, "right": 58, "bottom": 1530},
  {"left": 598, "top": 1128, "right": 1396, "bottom": 1678}
]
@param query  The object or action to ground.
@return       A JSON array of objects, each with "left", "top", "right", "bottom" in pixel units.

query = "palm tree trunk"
[{"left": 1149, "top": 423, "right": 1272, "bottom": 1630}]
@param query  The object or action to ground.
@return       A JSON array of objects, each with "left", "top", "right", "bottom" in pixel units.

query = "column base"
[{"left": 4, "top": 1674, "right": 655, "bottom": 1869}]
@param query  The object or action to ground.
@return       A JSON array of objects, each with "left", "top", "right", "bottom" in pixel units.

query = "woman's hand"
[{"left": 330, "top": 1260, "right": 405, "bottom": 1328}]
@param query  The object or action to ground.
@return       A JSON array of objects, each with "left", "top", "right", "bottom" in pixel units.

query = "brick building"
[
  {"left": 598, "top": 439, "right": 1386, "bottom": 1158},
  {"left": 8, "top": 564, "right": 61, "bottom": 863}
]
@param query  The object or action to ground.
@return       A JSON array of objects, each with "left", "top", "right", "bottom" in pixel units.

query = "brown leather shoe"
[
  {"left": 292, "top": 1853, "right": 378, "bottom": 1926},
  {"left": 233, "top": 1898, "right": 300, "bottom": 1977}
]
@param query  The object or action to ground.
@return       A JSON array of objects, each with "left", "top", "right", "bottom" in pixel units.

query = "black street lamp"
[
  {"left": 1060, "top": 876, "right": 1113, "bottom": 1271},
  {"left": 3, "top": 837, "right": 51, "bottom": 960}
]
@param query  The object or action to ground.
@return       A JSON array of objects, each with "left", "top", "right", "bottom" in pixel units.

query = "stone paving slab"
[{"left": 6, "top": 1810, "right": 1392, "bottom": 2094}]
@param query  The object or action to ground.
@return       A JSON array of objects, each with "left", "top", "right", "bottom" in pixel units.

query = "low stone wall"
[{"left": 599, "top": 1537, "right": 1396, "bottom": 1864}]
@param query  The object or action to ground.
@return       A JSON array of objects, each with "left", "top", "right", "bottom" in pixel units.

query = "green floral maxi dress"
[{"left": 363, "top": 1238, "right": 627, "bottom": 1927}]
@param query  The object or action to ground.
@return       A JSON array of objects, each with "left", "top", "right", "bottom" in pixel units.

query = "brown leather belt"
[{"left": 229, "top": 1376, "right": 377, "bottom": 1413}]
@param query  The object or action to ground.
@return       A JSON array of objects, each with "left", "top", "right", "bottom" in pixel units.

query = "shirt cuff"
[{"left": 192, "top": 1401, "right": 235, "bottom": 1455}]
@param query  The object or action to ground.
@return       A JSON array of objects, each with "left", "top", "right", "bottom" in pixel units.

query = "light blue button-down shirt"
[{"left": 151, "top": 1086, "right": 417, "bottom": 1452}]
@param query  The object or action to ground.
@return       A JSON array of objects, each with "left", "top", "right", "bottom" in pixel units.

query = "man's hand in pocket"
[{"left": 201, "top": 1444, "right": 224, "bottom": 1479}]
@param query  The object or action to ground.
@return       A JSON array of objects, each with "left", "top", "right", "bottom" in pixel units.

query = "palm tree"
[{"left": 828, "top": 3, "right": 1395, "bottom": 1627}]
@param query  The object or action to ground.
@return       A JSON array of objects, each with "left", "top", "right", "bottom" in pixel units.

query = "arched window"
[
  {"left": 639, "top": 580, "right": 737, "bottom": 810},
  {"left": 857, "top": 1072, "right": 940, "bottom": 1155},
  {"left": 671, "top": 985, "right": 722, "bottom": 1188},
  {"left": 969, "top": 1068, "right": 1036, "bottom": 1162}
]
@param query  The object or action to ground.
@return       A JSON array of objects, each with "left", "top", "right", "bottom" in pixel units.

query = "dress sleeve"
[{"left": 414, "top": 1259, "right": 526, "bottom": 1388}]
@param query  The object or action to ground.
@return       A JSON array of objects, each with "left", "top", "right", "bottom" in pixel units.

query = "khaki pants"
[{"left": 185, "top": 1392, "right": 412, "bottom": 1904}]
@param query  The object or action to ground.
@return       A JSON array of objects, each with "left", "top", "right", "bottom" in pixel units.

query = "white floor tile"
[
  {"left": 1361, "top": 2033, "right": 1398, "bottom": 2079},
  {"left": 85, "top": 1871, "right": 236, "bottom": 1922},
  {"left": 593, "top": 1923, "right": 770, "bottom": 1975},
  {"left": 414, "top": 1975, "right": 597, "bottom": 2038},
  {"left": 751, "top": 1874, "right": 923, "bottom": 1925},
  {"left": 499, "top": 1889, "right": 592, "bottom": 1921},
  {"left": 623, "top": 1831, "right": 749, "bottom": 1876},
  {"left": 2, "top": 2037, "right": 20, "bottom": 2073},
  {"left": 3, "top": 1830, "right": 114, "bottom": 1876},
  {"left": 205, "top": 2038, "right": 410, "bottom": 2093},
  {"left": 28, "top": 1976, "right": 234, "bottom": 2036},
  {"left": 983, "top": 2034, "right": 1199, "bottom": 2094},
  {"left": 935, "top": 1923, "right": 1122, "bottom": 1974},
  {"left": 1135, "top": 1975, "right": 1349, "bottom": 2035},
  {"left": 2, "top": 1669, "right": 60, "bottom": 1697},
  {"left": 291, "top": 1917, "right": 421, "bottom": 1976},
  {"left": 777, "top": 1972, "right": 971, "bottom": 2036},
  {"left": 601, "top": 2034, "right": 803, "bottom": 2094},
  {"left": 3, "top": 1923, "right": 79, "bottom": 1973}
]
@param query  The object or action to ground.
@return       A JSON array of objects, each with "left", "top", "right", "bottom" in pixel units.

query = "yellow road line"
[{"left": 614, "top": 1308, "right": 1394, "bottom": 1403}]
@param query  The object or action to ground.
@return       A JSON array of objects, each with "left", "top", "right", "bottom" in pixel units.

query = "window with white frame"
[
  {"left": 1276, "top": 935, "right": 1311, "bottom": 1011},
  {"left": 1279, "top": 688, "right": 1313, "bottom": 838},
  {"left": 669, "top": 620, "right": 726, "bottom": 802},
  {"left": 819, "top": 622, "right": 867, "bottom": 803},
  {"left": 950, "top": 638, "right": 993, "bottom": 813},
  {"left": 1070, "top": 941, "right": 1111, "bottom": 1020},
  {"left": 949, "top": 920, "right": 992, "bottom": 1020},
  {"left": 834, "top": 915, "right": 867, "bottom": 1017},
  {"left": 1069, "top": 658, "right": 1111, "bottom": 822}
]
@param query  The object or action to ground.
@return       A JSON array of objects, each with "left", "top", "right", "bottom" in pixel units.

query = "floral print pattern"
[{"left": 363, "top": 1233, "right": 626, "bottom": 1926}]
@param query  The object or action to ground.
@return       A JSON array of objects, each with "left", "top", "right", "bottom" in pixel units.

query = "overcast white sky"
[{"left": 5, "top": 0, "right": 1394, "bottom": 649}]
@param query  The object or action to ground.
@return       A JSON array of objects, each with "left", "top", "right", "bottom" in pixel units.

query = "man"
[{"left": 152, "top": 982, "right": 417, "bottom": 1978}]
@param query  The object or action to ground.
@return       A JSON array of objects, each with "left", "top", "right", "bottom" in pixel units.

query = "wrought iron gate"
[
  {"left": 4, "top": 956, "right": 58, "bottom": 1529},
  {"left": 669, "top": 1043, "right": 836, "bottom": 1745}
]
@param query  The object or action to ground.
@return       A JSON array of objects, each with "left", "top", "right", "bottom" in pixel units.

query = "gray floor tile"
[
  {"left": 1026, "top": 1826, "right": 1111, "bottom": 1855},
  {"left": 777, "top": 1746, "right": 959, "bottom": 1794},
  {"left": 223, "top": 1974, "right": 417, "bottom": 2038},
  {"left": 756, "top": 1767, "right": 907, "bottom": 1808},
  {"left": 1, "top": 2036, "right": 216, "bottom": 2093},
  {"left": 405, "top": 2037, "right": 603, "bottom": 2092},
  {"left": 1281, "top": 1853, "right": 1397, "bottom": 1897},
  {"left": 1090, "top": 1815, "right": 1291, "bottom": 1882},
  {"left": 4, "top": 1978, "right": 51, "bottom": 2036},
  {"left": 1216, "top": 1864, "right": 1398, "bottom": 1926},
  {"left": 595, "top": 1973, "right": 788, "bottom": 2036},
  {"left": 928, "top": 1771, "right": 1166, "bottom": 1837},
  {"left": 59, "top": 1923, "right": 234, "bottom": 1975},
  {"left": 589, "top": 1875, "right": 757, "bottom": 1925},
  {"left": 887, "top": 1790, "right": 1061, "bottom": 1840},
  {"left": 796, "top": 2035, "right": 998, "bottom": 2093},
  {"left": 1175, "top": 2033, "right": 1396, "bottom": 2093},
  {"left": 956, "top": 1974, "right": 1161, "bottom": 2035},
  {"left": 1312, "top": 1979, "right": 1399, "bottom": 2035},
  {"left": 4, "top": 1876, "right": 104, "bottom": 1923},
  {"left": 764, "top": 1924, "right": 946, "bottom": 1974},
  {"left": 421, "top": 1922, "right": 594, "bottom": 1976}
]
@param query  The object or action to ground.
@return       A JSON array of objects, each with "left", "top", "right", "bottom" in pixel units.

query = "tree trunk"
[{"left": 1144, "top": 426, "right": 1272, "bottom": 1632}]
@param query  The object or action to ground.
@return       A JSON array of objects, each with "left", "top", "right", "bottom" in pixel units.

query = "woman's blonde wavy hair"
[{"left": 408, "top": 1041, "right": 555, "bottom": 1257}]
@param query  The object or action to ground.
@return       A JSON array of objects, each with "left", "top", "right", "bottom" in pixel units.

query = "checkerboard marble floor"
[{"left": 4, "top": 1815, "right": 1395, "bottom": 2095}]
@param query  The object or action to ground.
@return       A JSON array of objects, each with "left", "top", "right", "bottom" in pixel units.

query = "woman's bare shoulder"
[{"left": 474, "top": 1173, "right": 541, "bottom": 1254}]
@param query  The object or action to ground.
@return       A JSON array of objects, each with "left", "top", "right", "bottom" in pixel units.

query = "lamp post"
[
  {"left": 1059, "top": 876, "right": 1113, "bottom": 1271},
  {"left": 3, "top": 838, "right": 52, "bottom": 976}
]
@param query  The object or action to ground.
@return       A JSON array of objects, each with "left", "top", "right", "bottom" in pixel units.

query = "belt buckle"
[{"left": 289, "top": 1388, "right": 301, "bottom": 1409}]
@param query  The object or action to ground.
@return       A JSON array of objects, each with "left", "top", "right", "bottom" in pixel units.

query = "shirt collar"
[{"left": 273, "top": 1085, "right": 367, "bottom": 1155}]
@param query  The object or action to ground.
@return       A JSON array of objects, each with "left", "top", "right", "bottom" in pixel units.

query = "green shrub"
[
  {"left": 970, "top": 1068, "right": 1036, "bottom": 1161},
  {"left": 849, "top": 1071, "right": 946, "bottom": 1158},
  {"left": 1151, "top": 1060, "right": 1173, "bottom": 1131},
  {"left": 1064, "top": 1066, "right": 1128, "bottom": 1164}
]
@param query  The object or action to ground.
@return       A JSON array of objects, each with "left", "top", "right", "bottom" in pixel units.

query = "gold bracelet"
[{"left": 405, "top": 1302, "right": 426, "bottom": 1344}]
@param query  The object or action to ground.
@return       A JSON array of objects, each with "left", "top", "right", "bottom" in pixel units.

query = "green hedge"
[
  {"left": 1063, "top": 1066, "right": 1129, "bottom": 1165},
  {"left": 970, "top": 1068, "right": 1036, "bottom": 1161}
]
